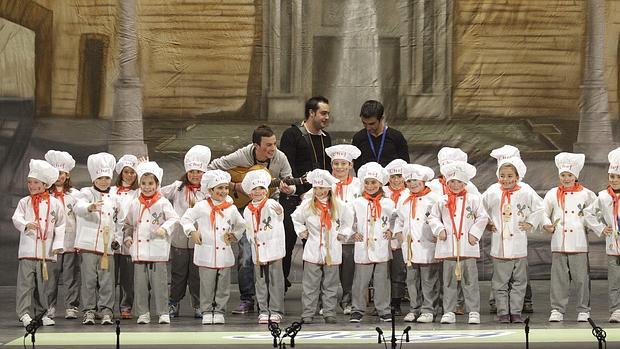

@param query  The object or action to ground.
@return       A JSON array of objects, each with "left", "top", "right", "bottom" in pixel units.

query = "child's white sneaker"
[
  {"left": 343, "top": 305, "right": 352, "bottom": 315},
  {"left": 468, "top": 312, "right": 480, "bottom": 324},
  {"left": 440, "top": 312, "right": 456, "bottom": 324},
  {"left": 610, "top": 310, "right": 620, "bottom": 323},
  {"left": 47, "top": 307, "right": 56, "bottom": 319},
  {"left": 417, "top": 313, "right": 434, "bottom": 323},
  {"left": 258, "top": 313, "right": 269, "bottom": 324},
  {"left": 65, "top": 308, "right": 79, "bottom": 319},
  {"left": 158, "top": 314, "right": 170, "bottom": 324},
  {"left": 202, "top": 313, "right": 213, "bottom": 325},
  {"left": 137, "top": 313, "right": 150, "bottom": 324},
  {"left": 269, "top": 313, "right": 282, "bottom": 323},
  {"left": 577, "top": 312, "right": 590, "bottom": 322},
  {"left": 549, "top": 309, "right": 563, "bottom": 322},
  {"left": 213, "top": 313, "right": 225, "bottom": 324},
  {"left": 42, "top": 316, "right": 55, "bottom": 326},
  {"left": 20, "top": 314, "right": 32, "bottom": 328},
  {"left": 403, "top": 312, "right": 417, "bottom": 322}
]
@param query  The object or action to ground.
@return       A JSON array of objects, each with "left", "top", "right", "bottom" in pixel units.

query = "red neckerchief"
[
  {"left": 363, "top": 192, "right": 383, "bottom": 220},
  {"left": 207, "top": 198, "right": 233, "bottom": 227},
  {"left": 184, "top": 183, "right": 200, "bottom": 205},
  {"left": 438, "top": 176, "right": 449, "bottom": 194},
  {"left": 117, "top": 185, "right": 132, "bottom": 193},
  {"left": 446, "top": 189, "right": 467, "bottom": 240},
  {"left": 556, "top": 183, "right": 584, "bottom": 209},
  {"left": 389, "top": 186, "right": 405, "bottom": 204},
  {"left": 403, "top": 187, "right": 431, "bottom": 219},
  {"left": 52, "top": 188, "right": 65, "bottom": 206},
  {"left": 247, "top": 198, "right": 268, "bottom": 233},
  {"left": 139, "top": 192, "right": 161, "bottom": 210},
  {"left": 500, "top": 183, "right": 521, "bottom": 207},
  {"left": 31, "top": 192, "right": 51, "bottom": 240},
  {"left": 314, "top": 198, "right": 333, "bottom": 230},
  {"left": 607, "top": 186, "right": 620, "bottom": 226},
  {"left": 335, "top": 176, "right": 353, "bottom": 199}
]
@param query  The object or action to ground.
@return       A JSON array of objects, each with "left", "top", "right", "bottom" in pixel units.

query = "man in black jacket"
[
  {"left": 279, "top": 96, "right": 332, "bottom": 291},
  {"left": 352, "top": 100, "right": 410, "bottom": 172}
]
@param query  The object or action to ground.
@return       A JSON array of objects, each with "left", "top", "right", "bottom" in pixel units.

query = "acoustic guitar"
[{"left": 227, "top": 165, "right": 306, "bottom": 208}]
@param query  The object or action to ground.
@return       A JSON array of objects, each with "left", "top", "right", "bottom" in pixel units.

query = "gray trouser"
[
  {"left": 302, "top": 263, "right": 340, "bottom": 318},
  {"left": 134, "top": 262, "right": 168, "bottom": 316},
  {"left": 16, "top": 259, "right": 48, "bottom": 319},
  {"left": 489, "top": 272, "right": 533, "bottom": 307},
  {"left": 254, "top": 259, "right": 285, "bottom": 315},
  {"left": 442, "top": 259, "right": 480, "bottom": 313},
  {"left": 115, "top": 254, "right": 134, "bottom": 311},
  {"left": 81, "top": 252, "right": 115, "bottom": 315},
  {"left": 406, "top": 263, "right": 440, "bottom": 314},
  {"left": 550, "top": 252, "right": 590, "bottom": 313},
  {"left": 390, "top": 249, "right": 407, "bottom": 300},
  {"left": 169, "top": 247, "right": 200, "bottom": 308},
  {"left": 608, "top": 255, "right": 620, "bottom": 313},
  {"left": 199, "top": 267, "right": 231, "bottom": 315},
  {"left": 352, "top": 262, "right": 391, "bottom": 316},
  {"left": 339, "top": 244, "right": 355, "bottom": 306},
  {"left": 492, "top": 258, "right": 527, "bottom": 316},
  {"left": 47, "top": 252, "right": 80, "bottom": 310}
]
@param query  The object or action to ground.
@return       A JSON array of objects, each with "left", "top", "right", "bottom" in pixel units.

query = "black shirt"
[
  {"left": 351, "top": 126, "right": 410, "bottom": 172},
  {"left": 279, "top": 124, "right": 332, "bottom": 194}
]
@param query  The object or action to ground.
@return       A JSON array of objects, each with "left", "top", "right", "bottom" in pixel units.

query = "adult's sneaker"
[
  {"left": 232, "top": 300, "right": 254, "bottom": 314},
  {"left": 548, "top": 309, "right": 563, "bottom": 322},
  {"left": 65, "top": 308, "right": 79, "bottom": 319},
  {"left": 417, "top": 313, "right": 434, "bottom": 323},
  {"left": 440, "top": 312, "right": 456, "bottom": 324},
  {"left": 101, "top": 314, "right": 113, "bottom": 325},
  {"left": 42, "top": 316, "right": 55, "bottom": 326},
  {"left": 468, "top": 312, "right": 480, "bottom": 324},
  {"left": 20, "top": 314, "right": 32, "bottom": 328},
  {"left": 137, "top": 313, "right": 150, "bottom": 324},
  {"left": 82, "top": 312, "right": 95, "bottom": 325}
]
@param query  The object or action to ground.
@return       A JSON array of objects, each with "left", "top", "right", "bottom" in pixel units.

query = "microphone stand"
[
  {"left": 262, "top": 263, "right": 279, "bottom": 348},
  {"left": 390, "top": 306, "right": 397, "bottom": 349},
  {"left": 375, "top": 306, "right": 410, "bottom": 349},
  {"left": 211, "top": 269, "right": 220, "bottom": 324},
  {"left": 24, "top": 310, "right": 46, "bottom": 349},
  {"left": 588, "top": 318, "right": 607, "bottom": 349},
  {"left": 115, "top": 320, "right": 121, "bottom": 349},
  {"left": 524, "top": 317, "right": 530, "bottom": 349}
]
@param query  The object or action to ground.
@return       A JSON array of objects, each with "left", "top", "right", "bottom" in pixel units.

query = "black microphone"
[
  {"left": 24, "top": 310, "right": 47, "bottom": 337},
  {"left": 375, "top": 327, "right": 383, "bottom": 344},
  {"left": 404, "top": 325, "right": 411, "bottom": 342}
]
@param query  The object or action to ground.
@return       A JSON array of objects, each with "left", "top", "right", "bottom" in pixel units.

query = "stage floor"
[{"left": 0, "top": 280, "right": 616, "bottom": 348}]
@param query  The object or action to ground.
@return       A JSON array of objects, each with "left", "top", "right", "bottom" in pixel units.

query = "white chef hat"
[
  {"left": 385, "top": 159, "right": 408, "bottom": 176},
  {"left": 44, "top": 150, "right": 75, "bottom": 172},
  {"left": 306, "top": 169, "right": 339, "bottom": 188},
  {"left": 241, "top": 169, "right": 271, "bottom": 194},
  {"left": 325, "top": 144, "right": 361, "bottom": 163},
  {"left": 490, "top": 145, "right": 521, "bottom": 162},
  {"left": 608, "top": 148, "right": 620, "bottom": 175},
  {"left": 136, "top": 161, "right": 163, "bottom": 184},
  {"left": 440, "top": 161, "right": 477, "bottom": 183},
  {"left": 28, "top": 159, "right": 59, "bottom": 188},
  {"left": 496, "top": 157, "right": 527, "bottom": 179},
  {"left": 402, "top": 164, "right": 435, "bottom": 182},
  {"left": 555, "top": 152, "right": 585, "bottom": 178},
  {"left": 437, "top": 147, "right": 468, "bottom": 167},
  {"left": 115, "top": 154, "right": 139, "bottom": 174},
  {"left": 184, "top": 145, "right": 211, "bottom": 172},
  {"left": 201, "top": 170, "right": 232, "bottom": 190},
  {"left": 358, "top": 162, "right": 388, "bottom": 185},
  {"left": 87, "top": 152, "right": 116, "bottom": 181}
]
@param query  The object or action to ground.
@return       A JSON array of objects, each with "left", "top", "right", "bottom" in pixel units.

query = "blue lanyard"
[{"left": 367, "top": 126, "right": 388, "bottom": 163}]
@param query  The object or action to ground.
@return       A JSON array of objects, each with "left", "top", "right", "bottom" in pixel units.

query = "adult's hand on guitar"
[{"left": 279, "top": 181, "right": 294, "bottom": 195}]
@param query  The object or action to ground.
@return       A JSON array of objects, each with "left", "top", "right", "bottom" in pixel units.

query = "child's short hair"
[{"left": 140, "top": 173, "right": 160, "bottom": 185}]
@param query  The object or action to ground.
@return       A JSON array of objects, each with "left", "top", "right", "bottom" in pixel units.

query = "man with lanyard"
[
  {"left": 208, "top": 125, "right": 295, "bottom": 314},
  {"left": 352, "top": 100, "right": 410, "bottom": 172},
  {"left": 279, "top": 96, "right": 332, "bottom": 292}
]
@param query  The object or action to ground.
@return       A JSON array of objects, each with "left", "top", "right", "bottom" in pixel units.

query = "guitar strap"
[
  {"left": 252, "top": 148, "right": 271, "bottom": 169},
  {"left": 297, "top": 124, "right": 320, "bottom": 170}
]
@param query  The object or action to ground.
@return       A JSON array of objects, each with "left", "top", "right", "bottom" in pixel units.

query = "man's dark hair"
[
  {"left": 304, "top": 96, "right": 329, "bottom": 120},
  {"left": 359, "top": 100, "right": 384, "bottom": 120},
  {"left": 252, "top": 125, "right": 275, "bottom": 145}
]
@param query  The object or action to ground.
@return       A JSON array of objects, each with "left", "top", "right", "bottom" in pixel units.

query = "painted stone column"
[{"left": 109, "top": 0, "right": 148, "bottom": 157}]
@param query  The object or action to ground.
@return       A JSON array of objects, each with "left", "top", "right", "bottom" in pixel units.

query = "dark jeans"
[
  {"left": 237, "top": 233, "right": 255, "bottom": 301},
  {"left": 280, "top": 195, "right": 302, "bottom": 282}
]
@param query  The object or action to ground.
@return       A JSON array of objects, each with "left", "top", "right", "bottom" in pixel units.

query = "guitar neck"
[{"left": 269, "top": 177, "right": 304, "bottom": 188}]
